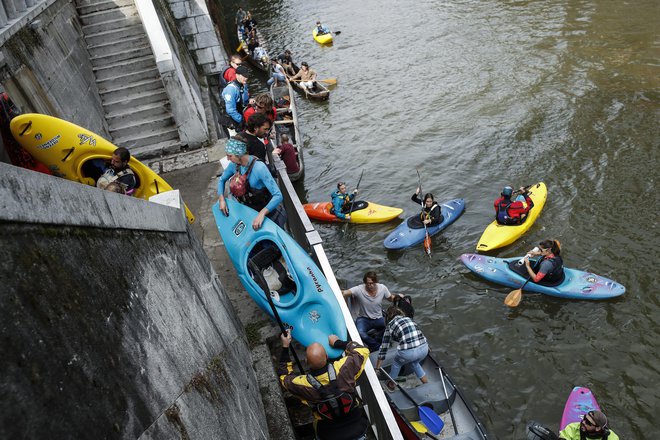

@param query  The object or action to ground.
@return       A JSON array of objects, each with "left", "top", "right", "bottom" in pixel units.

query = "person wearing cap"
[
  {"left": 221, "top": 65, "right": 252, "bottom": 131},
  {"left": 493, "top": 185, "right": 533, "bottom": 225},
  {"left": 330, "top": 181, "right": 358, "bottom": 221},
  {"left": 315, "top": 20, "right": 329, "bottom": 36},
  {"left": 558, "top": 410, "right": 619, "bottom": 440},
  {"left": 289, "top": 62, "right": 317, "bottom": 91},
  {"left": 217, "top": 136, "right": 286, "bottom": 229}
]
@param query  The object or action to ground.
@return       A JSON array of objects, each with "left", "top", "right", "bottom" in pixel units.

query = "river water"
[{"left": 220, "top": 0, "right": 658, "bottom": 437}]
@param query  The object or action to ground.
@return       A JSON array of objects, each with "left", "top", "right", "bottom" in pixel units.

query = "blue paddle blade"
[{"left": 419, "top": 405, "right": 444, "bottom": 435}]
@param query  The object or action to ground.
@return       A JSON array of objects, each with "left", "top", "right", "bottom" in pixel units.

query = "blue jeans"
[
  {"left": 389, "top": 342, "right": 429, "bottom": 380},
  {"left": 267, "top": 72, "right": 286, "bottom": 86},
  {"left": 356, "top": 316, "right": 385, "bottom": 351}
]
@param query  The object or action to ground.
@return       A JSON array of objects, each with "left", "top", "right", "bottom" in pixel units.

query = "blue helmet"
[{"left": 502, "top": 186, "right": 513, "bottom": 197}]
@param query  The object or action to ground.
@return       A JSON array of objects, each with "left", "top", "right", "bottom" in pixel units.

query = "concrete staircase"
[{"left": 76, "top": 0, "right": 182, "bottom": 160}]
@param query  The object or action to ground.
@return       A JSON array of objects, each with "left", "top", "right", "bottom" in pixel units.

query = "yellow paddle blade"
[
  {"left": 319, "top": 78, "right": 337, "bottom": 85},
  {"left": 236, "top": 41, "right": 245, "bottom": 52},
  {"left": 504, "top": 289, "right": 522, "bottom": 307},
  {"left": 410, "top": 420, "right": 428, "bottom": 433}
]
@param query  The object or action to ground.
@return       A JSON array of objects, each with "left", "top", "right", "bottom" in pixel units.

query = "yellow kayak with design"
[
  {"left": 476, "top": 182, "right": 547, "bottom": 251},
  {"left": 10, "top": 113, "right": 195, "bottom": 223},
  {"left": 313, "top": 28, "right": 333, "bottom": 45},
  {"left": 304, "top": 201, "right": 403, "bottom": 224}
]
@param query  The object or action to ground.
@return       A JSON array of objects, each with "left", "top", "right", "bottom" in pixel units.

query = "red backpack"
[{"left": 229, "top": 157, "right": 256, "bottom": 197}]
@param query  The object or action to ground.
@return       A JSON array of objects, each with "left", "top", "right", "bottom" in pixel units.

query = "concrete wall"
[
  {"left": 0, "top": 0, "right": 107, "bottom": 136},
  {"left": 0, "top": 163, "right": 268, "bottom": 439}
]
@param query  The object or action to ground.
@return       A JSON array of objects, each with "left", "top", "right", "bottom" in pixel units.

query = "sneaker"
[{"left": 386, "top": 381, "right": 397, "bottom": 392}]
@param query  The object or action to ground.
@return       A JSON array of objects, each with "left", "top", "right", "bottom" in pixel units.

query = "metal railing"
[{"left": 271, "top": 155, "right": 403, "bottom": 439}]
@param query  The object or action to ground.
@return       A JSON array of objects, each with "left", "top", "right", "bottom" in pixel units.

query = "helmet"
[
  {"left": 526, "top": 421, "right": 559, "bottom": 440},
  {"left": 502, "top": 186, "right": 513, "bottom": 197}
]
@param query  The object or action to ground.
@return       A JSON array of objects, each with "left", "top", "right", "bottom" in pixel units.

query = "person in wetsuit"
[
  {"left": 524, "top": 239, "right": 564, "bottom": 285},
  {"left": 411, "top": 187, "right": 443, "bottom": 226}
]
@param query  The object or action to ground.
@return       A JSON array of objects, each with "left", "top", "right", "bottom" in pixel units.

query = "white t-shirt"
[{"left": 348, "top": 283, "right": 392, "bottom": 319}]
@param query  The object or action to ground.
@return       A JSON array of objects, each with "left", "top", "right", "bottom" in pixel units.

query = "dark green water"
[{"left": 222, "top": 0, "right": 658, "bottom": 437}]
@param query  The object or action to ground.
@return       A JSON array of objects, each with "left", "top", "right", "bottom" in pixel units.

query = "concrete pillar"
[
  {"left": 0, "top": 2, "right": 9, "bottom": 26},
  {"left": 2, "top": 0, "right": 19, "bottom": 20},
  {"left": 13, "top": 0, "right": 27, "bottom": 14},
  {"left": 25, "top": 0, "right": 36, "bottom": 8}
]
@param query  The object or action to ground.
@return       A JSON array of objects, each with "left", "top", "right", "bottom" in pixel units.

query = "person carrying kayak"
[
  {"left": 278, "top": 331, "right": 370, "bottom": 440},
  {"left": 559, "top": 410, "right": 619, "bottom": 440},
  {"left": 524, "top": 239, "right": 564, "bottom": 285},
  {"left": 411, "top": 187, "right": 443, "bottom": 226},
  {"left": 217, "top": 137, "right": 286, "bottom": 229},
  {"left": 494, "top": 185, "right": 533, "bottom": 225},
  {"left": 331, "top": 181, "right": 358, "bottom": 221}
]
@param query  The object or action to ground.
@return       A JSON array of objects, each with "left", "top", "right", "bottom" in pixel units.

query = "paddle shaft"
[
  {"left": 438, "top": 366, "right": 459, "bottom": 435},
  {"left": 347, "top": 169, "right": 364, "bottom": 216},
  {"left": 248, "top": 260, "right": 305, "bottom": 373},
  {"left": 416, "top": 169, "right": 431, "bottom": 256}
]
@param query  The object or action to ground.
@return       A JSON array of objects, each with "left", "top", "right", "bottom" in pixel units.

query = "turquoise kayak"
[
  {"left": 461, "top": 253, "right": 625, "bottom": 300},
  {"left": 212, "top": 200, "right": 347, "bottom": 358}
]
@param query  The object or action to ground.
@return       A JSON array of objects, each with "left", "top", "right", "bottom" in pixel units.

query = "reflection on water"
[{"left": 222, "top": 0, "right": 658, "bottom": 437}]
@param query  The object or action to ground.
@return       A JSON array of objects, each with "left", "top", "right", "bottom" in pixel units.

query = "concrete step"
[
  {"left": 113, "top": 126, "right": 180, "bottom": 151},
  {"left": 82, "top": 16, "right": 141, "bottom": 35},
  {"left": 106, "top": 101, "right": 171, "bottom": 127},
  {"left": 93, "top": 55, "right": 157, "bottom": 81},
  {"left": 91, "top": 44, "right": 152, "bottom": 67},
  {"left": 102, "top": 88, "right": 168, "bottom": 113},
  {"left": 77, "top": 0, "right": 136, "bottom": 16},
  {"left": 87, "top": 35, "right": 149, "bottom": 58},
  {"left": 85, "top": 24, "right": 145, "bottom": 47},
  {"left": 96, "top": 67, "right": 160, "bottom": 92},
  {"left": 109, "top": 114, "right": 176, "bottom": 139},
  {"left": 130, "top": 139, "right": 184, "bottom": 160},
  {"left": 79, "top": 5, "right": 137, "bottom": 26},
  {"left": 99, "top": 77, "right": 164, "bottom": 102}
]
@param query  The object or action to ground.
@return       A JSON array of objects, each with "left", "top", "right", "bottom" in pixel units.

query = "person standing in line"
[
  {"left": 341, "top": 271, "right": 404, "bottom": 352},
  {"left": 221, "top": 65, "right": 253, "bottom": 132}
]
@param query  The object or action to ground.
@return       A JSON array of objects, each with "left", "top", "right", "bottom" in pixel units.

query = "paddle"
[
  {"left": 236, "top": 41, "right": 245, "bottom": 52},
  {"left": 248, "top": 260, "right": 305, "bottom": 373},
  {"left": 379, "top": 368, "right": 444, "bottom": 435},
  {"left": 416, "top": 169, "right": 432, "bottom": 257},
  {"left": 290, "top": 78, "right": 337, "bottom": 85},
  {"left": 438, "top": 365, "right": 459, "bottom": 435},
  {"left": 504, "top": 276, "right": 531, "bottom": 307}
]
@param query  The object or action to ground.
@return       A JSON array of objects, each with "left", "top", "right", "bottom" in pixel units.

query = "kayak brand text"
[{"left": 307, "top": 267, "right": 323, "bottom": 292}]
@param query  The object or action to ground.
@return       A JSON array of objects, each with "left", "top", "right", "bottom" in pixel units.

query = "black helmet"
[{"left": 526, "top": 421, "right": 559, "bottom": 440}]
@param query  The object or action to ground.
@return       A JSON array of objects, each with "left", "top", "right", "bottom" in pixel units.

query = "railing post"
[
  {"left": 12, "top": 0, "right": 27, "bottom": 14},
  {"left": 0, "top": 2, "right": 9, "bottom": 27}
]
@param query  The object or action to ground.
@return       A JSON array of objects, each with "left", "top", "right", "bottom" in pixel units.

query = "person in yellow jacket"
[
  {"left": 278, "top": 331, "right": 370, "bottom": 440},
  {"left": 559, "top": 410, "right": 619, "bottom": 440}
]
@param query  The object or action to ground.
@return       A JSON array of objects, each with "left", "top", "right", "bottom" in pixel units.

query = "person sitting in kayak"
[
  {"left": 278, "top": 331, "right": 370, "bottom": 440},
  {"left": 524, "top": 239, "right": 564, "bottom": 285},
  {"left": 95, "top": 147, "right": 137, "bottom": 194},
  {"left": 559, "top": 410, "right": 619, "bottom": 440},
  {"left": 494, "top": 185, "right": 533, "bottom": 225},
  {"left": 218, "top": 137, "right": 286, "bottom": 229},
  {"left": 315, "top": 21, "right": 329, "bottom": 36},
  {"left": 330, "top": 181, "right": 358, "bottom": 221},
  {"left": 411, "top": 188, "right": 443, "bottom": 227},
  {"left": 289, "top": 62, "right": 317, "bottom": 91},
  {"left": 375, "top": 306, "right": 429, "bottom": 391}
]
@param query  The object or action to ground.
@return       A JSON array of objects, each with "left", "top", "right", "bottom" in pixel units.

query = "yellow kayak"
[
  {"left": 476, "top": 182, "right": 547, "bottom": 251},
  {"left": 10, "top": 113, "right": 195, "bottom": 223},
  {"left": 313, "top": 28, "right": 333, "bottom": 45},
  {"left": 304, "top": 201, "right": 403, "bottom": 224}
]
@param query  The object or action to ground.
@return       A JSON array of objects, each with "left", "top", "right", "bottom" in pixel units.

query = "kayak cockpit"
[{"left": 248, "top": 241, "right": 298, "bottom": 305}]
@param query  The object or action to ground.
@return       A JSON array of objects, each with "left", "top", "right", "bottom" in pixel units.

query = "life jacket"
[
  {"left": 541, "top": 255, "right": 564, "bottom": 283},
  {"left": 228, "top": 157, "right": 271, "bottom": 211},
  {"left": 420, "top": 203, "right": 440, "bottom": 224},
  {"left": 330, "top": 191, "right": 351, "bottom": 215},
  {"left": 96, "top": 167, "right": 135, "bottom": 193},
  {"left": 306, "top": 364, "right": 360, "bottom": 421},
  {"left": 496, "top": 197, "right": 520, "bottom": 224}
]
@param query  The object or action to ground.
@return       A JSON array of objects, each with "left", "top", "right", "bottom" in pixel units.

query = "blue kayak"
[
  {"left": 383, "top": 198, "right": 466, "bottom": 250},
  {"left": 212, "top": 200, "right": 347, "bottom": 358},
  {"left": 460, "top": 253, "right": 625, "bottom": 300}
]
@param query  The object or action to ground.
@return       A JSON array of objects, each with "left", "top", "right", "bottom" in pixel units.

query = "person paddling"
[
  {"left": 331, "top": 181, "right": 358, "bottom": 221},
  {"left": 524, "top": 239, "right": 564, "bottom": 285},
  {"left": 411, "top": 187, "right": 442, "bottom": 226},
  {"left": 559, "top": 410, "right": 620, "bottom": 440},
  {"left": 494, "top": 185, "right": 533, "bottom": 225}
]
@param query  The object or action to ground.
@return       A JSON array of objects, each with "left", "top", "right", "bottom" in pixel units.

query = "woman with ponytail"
[{"left": 524, "top": 239, "right": 565, "bottom": 285}]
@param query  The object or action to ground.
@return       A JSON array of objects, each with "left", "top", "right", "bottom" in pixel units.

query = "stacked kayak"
[
  {"left": 313, "top": 28, "right": 333, "bottom": 44},
  {"left": 212, "top": 200, "right": 347, "bottom": 358},
  {"left": 304, "top": 201, "right": 403, "bottom": 224},
  {"left": 384, "top": 198, "right": 466, "bottom": 250},
  {"left": 460, "top": 253, "right": 626, "bottom": 300},
  {"left": 373, "top": 350, "right": 489, "bottom": 439},
  {"left": 476, "top": 182, "right": 547, "bottom": 251},
  {"left": 9, "top": 113, "right": 195, "bottom": 223}
]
